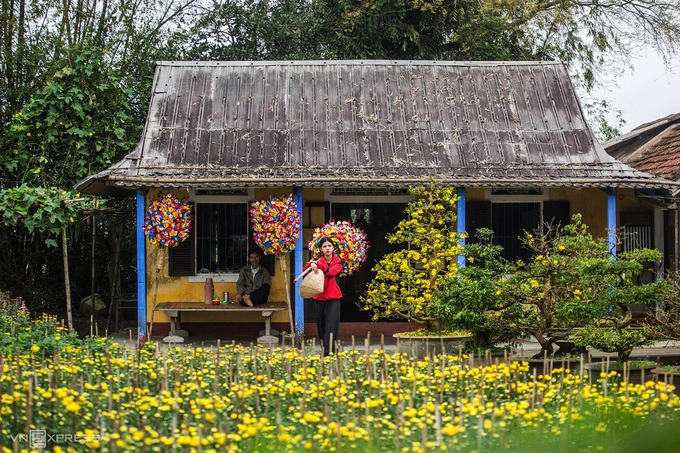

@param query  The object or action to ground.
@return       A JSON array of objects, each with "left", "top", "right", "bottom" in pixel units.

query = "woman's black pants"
[{"left": 315, "top": 298, "right": 341, "bottom": 356}]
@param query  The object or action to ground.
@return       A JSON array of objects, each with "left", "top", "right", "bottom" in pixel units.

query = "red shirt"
[{"left": 303, "top": 254, "right": 343, "bottom": 301}]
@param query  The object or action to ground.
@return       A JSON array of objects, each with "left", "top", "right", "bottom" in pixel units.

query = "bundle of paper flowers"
[
  {"left": 249, "top": 194, "right": 301, "bottom": 254},
  {"left": 143, "top": 193, "right": 192, "bottom": 247},
  {"left": 309, "top": 220, "right": 369, "bottom": 275}
]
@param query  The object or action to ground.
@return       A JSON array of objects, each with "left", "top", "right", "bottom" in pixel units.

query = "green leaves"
[
  {"left": 572, "top": 325, "right": 653, "bottom": 362},
  {"left": 431, "top": 214, "right": 667, "bottom": 356},
  {"left": 6, "top": 43, "right": 136, "bottom": 189},
  {"left": 0, "top": 185, "right": 82, "bottom": 245}
]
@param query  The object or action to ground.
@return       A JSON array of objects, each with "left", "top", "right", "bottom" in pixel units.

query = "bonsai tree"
[
  {"left": 428, "top": 228, "right": 530, "bottom": 350},
  {"left": 431, "top": 214, "right": 668, "bottom": 357},
  {"left": 360, "top": 182, "right": 462, "bottom": 331},
  {"left": 571, "top": 323, "right": 654, "bottom": 363},
  {"left": 645, "top": 270, "right": 680, "bottom": 341}
]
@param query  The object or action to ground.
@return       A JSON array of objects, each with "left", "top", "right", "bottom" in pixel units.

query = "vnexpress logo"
[
  {"left": 10, "top": 430, "right": 99, "bottom": 446},
  {"left": 30, "top": 430, "right": 47, "bottom": 448}
]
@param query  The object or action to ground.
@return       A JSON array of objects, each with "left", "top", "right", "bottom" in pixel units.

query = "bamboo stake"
[
  {"left": 90, "top": 198, "right": 97, "bottom": 325},
  {"left": 62, "top": 225, "right": 74, "bottom": 333},
  {"left": 277, "top": 254, "right": 296, "bottom": 337},
  {"left": 148, "top": 249, "right": 166, "bottom": 337}
]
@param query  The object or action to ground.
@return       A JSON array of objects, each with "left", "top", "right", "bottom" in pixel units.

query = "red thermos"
[{"left": 204, "top": 278, "right": 214, "bottom": 305}]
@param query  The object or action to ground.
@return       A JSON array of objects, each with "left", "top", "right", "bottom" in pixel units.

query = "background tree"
[
  {"left": 0, "top": 1, "right": 197, "bottom": 321},
  {"left": 170, "top": 0, "right": 331, "bottom": 60},
  {"left": 172, "top": 0, "right": 680, "bottom": 137}
]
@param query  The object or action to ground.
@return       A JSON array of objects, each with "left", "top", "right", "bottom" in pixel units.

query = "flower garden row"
[{"left": 2, "top": 296, "right": 680, "bottom": 452}]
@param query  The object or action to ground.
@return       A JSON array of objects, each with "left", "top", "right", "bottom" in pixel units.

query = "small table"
[{"left": 153, "top": 302, "right": 288, "bottom": 344}]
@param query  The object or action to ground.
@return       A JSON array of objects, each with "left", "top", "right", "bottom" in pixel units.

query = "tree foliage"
[
  {"left": 0, "top": 1, "right": 196, "bottom": 311},
  {"left": 5, "top": 45, "right": 135, "bottom": 188},
  {"left": 431, "top": 215, "right": 670, "bottom": 356},
  {"left": 172, "top": 0, "right": 331, "bottom": 60},
  {"left": 360, "top": 182, "right": 462, "bottom": 329}
]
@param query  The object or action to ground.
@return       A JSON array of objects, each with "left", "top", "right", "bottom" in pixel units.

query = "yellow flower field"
[{"left": 1, "top": 338, "right": 679, "bottom": 453}]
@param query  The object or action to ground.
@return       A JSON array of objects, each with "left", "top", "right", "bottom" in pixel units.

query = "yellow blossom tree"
[{"left": 360, "top": 182, "right": 462, "bottom": 329}]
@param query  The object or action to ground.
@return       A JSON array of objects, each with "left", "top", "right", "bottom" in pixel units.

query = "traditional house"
[
  {"left": 76, "top": 60, "right": 678, "bottom": 342},
  {"left": 604, "top": 113, "right": 680, "bottom": 271}
]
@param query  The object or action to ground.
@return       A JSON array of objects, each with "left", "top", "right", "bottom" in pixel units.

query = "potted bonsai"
[
  {"left": 427, "top": 228, "right": 526, "bottom": 353},
  {"left": 430, "top": 214, "right": 667, "bottom": 358},
  {"left": 645, "top": 270, "right": 680, "bottom": 341},
  {"left": 359, "top": 182, "right": 470, "bottom": 355}
]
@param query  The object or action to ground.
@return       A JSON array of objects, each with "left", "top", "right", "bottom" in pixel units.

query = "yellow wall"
[
  {"left": 550, "top": 187, "right": 661, "bottom": 239},
  {"left": 550, "top": 188, "right": 608, "bottom": 236}
]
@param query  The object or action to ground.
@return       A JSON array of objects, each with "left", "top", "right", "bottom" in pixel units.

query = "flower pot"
[
  {"left": 584, "top": 361, "right": 656, "bottom": 383},
  {"left": 393, "top": 333, "right": 471, "bottom": 358},
  {"left": 650, "top": 367, "right": 680, "bottom": 386}
]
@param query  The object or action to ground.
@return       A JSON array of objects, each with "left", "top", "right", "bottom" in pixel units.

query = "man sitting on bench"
[{"left": 235, "top": 250, "right": 271, "bottom": 307}]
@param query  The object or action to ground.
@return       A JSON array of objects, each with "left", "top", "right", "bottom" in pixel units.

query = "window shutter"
[
  {"left": 168, "top": 236, "right": 195, "bottom": 276},
  {"left": 465, "top": 201, "right": 491, "bottom": 242},
  {"left": 169, "top": 204, "right": 195, "bottom": 276},
  {"left": 543, "top": 201, "right": 570, "bottom": 229}
]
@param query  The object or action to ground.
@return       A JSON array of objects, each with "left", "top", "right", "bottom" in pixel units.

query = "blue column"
[
  {"left": 136, "top": 190, "right": 147, "bottom": 342},
  {"left": 457, "top": 187, "right": 466, "bottom": 267},
  {"left": 608, "top": 189, "right": 617, "bottom": 257},
  {"left": 294, "top": 187, "right": 304, "bottom": 335}
]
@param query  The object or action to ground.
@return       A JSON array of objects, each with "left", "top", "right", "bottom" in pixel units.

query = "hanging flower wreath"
[
  {"left": 143, "top": 193, "right": 193, "bottom": 247},
  {"left": 249, "top": 194, "right": 301, "bottom": 254},
  {"left": 309, "top": 220, "right": 369, "bottom": 275}
]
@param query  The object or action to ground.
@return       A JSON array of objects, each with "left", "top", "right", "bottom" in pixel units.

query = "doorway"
[
  {"left": 331, "top": 203, "right": 407, "bottom": 321},
  {"left": 491, "top": 202, "right": 541, "bottom": 262}
]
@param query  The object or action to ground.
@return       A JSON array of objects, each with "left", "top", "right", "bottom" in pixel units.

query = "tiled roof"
[
  {"left": 619, "top": 123, "right": 680, "bottom": 180},
  {"left": 76, "top": 60, "right": 676, "bottom": 195}
]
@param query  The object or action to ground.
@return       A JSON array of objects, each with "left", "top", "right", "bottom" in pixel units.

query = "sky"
[{"left": 588, "top": 52, "right": 680, "bottom": 135}]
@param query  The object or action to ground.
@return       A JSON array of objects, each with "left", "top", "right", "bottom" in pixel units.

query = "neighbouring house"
[
  {"left": 604, "top": 113, "right": 680, "bottom": 272},
  {"left": 76, "top": 60, "right": 678, "bottom": 342}
]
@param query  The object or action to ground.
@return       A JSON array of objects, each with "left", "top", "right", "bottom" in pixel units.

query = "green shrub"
[
  {"left": 1, "top": 289, "right": 84, "bottom": 356},
  {"left": 430, "top": 215, "right": 669, "bottom": 357},
  {"left": 572, "top": 324, "right": 653, "bottom": 362}
]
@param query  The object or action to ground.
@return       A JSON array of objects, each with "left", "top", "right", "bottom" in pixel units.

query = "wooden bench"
[{"left": 153, "top": 301, "right": 288, "bottom": 344}]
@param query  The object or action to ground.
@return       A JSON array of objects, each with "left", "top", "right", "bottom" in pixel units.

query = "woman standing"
[{"left": 304, "top": 237, "right": 344, "bottom": 356}]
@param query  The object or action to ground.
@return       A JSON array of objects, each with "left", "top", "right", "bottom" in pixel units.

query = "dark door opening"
[
  {"left": 492, "top": 202, "right": 541, "bottom": 262},
  {"left": 331, "top": 203, "right": 407, "bottom": 322}
]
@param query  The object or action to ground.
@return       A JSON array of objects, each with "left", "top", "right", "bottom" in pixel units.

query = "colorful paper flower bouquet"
[
  {"left": 249, "top": 194, "right": 301, "bottom": 254},
  {"left": 143, "top": 193, "right": 192, "bottom": 247},
  {"left": 309, "top": 220, "right": 369, "bottom": 275}
]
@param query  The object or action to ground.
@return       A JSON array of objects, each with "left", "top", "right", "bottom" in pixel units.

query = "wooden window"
[
  {"left": 168, "top": 203, "right": 249, "bottom": 275},
  {"left": 195, "top": 203, "right": 248, "bottom": 273},
  {"left": 465, "top": 201, "right": 491, "bottom": 242},
  {"left": 492, "top": 202, "right": 541, "bottom": 262}
]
